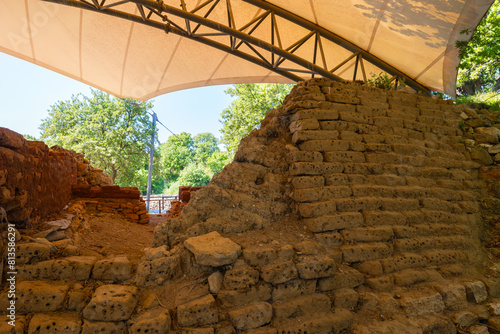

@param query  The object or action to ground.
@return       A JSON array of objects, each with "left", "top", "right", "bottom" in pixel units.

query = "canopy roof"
[{"left": 0, "top": 0, "right": 494, "bottom": 100}]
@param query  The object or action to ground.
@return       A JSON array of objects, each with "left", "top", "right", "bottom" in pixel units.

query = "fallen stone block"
[
  {"left": 296, "top": 255, "right": 336, "bottom": 279},
  {"left": 177, "top": 294, "right": 218, "bottom": 327},
  {"left": 260, "top": 261, "right": 298, "bottom": 284},
  {"left": 143, "top": 245, "right": 170, "bottom": 261},
  {"left": 184, "top": 232, "right": 241, "bottom": 267},
  {"left": 466, "top": 281, "right": 489, "bottom": 303},
  {"left": 28, "top": 313, "right": 81, "bottom": 334},
  {"left": 92, "top": 256, "right": 132, "bottom": 281},
  {"left": 399, "top": 291, "right": 445, "bottom": 316},
  {"left": 228, "top": 302, "right": 272, "bottom": 330},
  {"left": 488, "top": 302, "right": 500, "bottom": 316},
  {"left": 452, "top": 311, "right": 479, "bottom": 327},
  {"left": 83, "top": 285, "right": 138, "bottom": 321},
  {"left": 81, "top": 320, "right": 127, "bottom": 334},
  {"left": 208, "top": 271, "right": 223, "bottom": 294},
  {"left": 129, "top": 308, "right": 171, "bottom": 334},
  {"left": 433, "top": 283, "right": 467, "bottom": 311}
]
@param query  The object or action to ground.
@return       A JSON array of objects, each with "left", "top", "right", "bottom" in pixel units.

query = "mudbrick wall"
[{"left": 4, "top": 78, "right": 500, "bottom": 333}]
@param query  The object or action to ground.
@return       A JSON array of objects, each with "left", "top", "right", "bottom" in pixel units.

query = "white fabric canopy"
[{"left": 0, "top": 0, "right": 493, "bottom": 99}]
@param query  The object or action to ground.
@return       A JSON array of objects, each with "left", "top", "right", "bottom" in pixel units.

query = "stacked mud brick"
[
  {"left": 72, "top": 184, "right": 149, "bottom": 224},
  {"left": 0, "top": 128, "right": 77, "bottom": 225}
]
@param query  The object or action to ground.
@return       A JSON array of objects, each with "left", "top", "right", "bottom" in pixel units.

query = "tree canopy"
[
  {"left": 220, "top": 83, "right": 293, "bottom": 153},
  {"left": 456, "top": 0, "right": 500, "bottom": 95},
  {"left": 39, "top": 90, "right": 155, "bottom": 188}
]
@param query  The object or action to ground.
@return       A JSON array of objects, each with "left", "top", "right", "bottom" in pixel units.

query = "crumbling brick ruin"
[{"left": 3, "top": 78, "right": 500, "bottom": 333}]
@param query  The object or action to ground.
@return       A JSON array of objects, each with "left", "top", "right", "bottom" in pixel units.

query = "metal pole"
[{"left": 146, "top": 112, "right": 157, "bottom": 212}]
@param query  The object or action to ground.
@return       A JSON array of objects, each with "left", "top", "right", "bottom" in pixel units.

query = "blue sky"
[{"left": 0, "top": 52, "right": 234, "bottom": 143}]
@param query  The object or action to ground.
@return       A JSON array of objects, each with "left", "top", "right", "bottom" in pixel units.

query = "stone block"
[
  {"left": 81, "top": 321, "right": 127, "bottom": 334},
  {"left": 16, "top": 281, "right": 68, "bottom": 313},
  {"left": 466, "top": 281, "right": 489, "bottom": 303},
  {"left": 50, "top": 256, "right": 97, "bottom": 280},
  {"left": 341, "top": 243, "right": 393, "bottom": 262},
  {"left": 292, "top": 186, "right": 351, "bottom": 202},
  {"left": 143, "top": 245, "right": 169, "bottom": 261},
  {"left": 67, "top": 285, "right": 88, "bottom": 312},
  {"left": 334, "top": 288, "right": 359, "bottom": 310},
  {"left": 304, "top": 212, "right": 363, "bottom": 232},
  {"left": 135, "top": 254, "right": 181, "bottom": 286},
  {"left": 380, "top": 254, "right": 428, "bottom": 273},
  {"left": 273, "top": 294, "right": 331, "bottom": 320},
  {"left": 228, "top": 302, "right": 272, "bottom": 330},
  {"left": 339, "top": 110, "right": 372, "bottom": 124},
  {"left": 217, "top": 284, "right": 272, "bottom": 308},
  {"left": 356, "top": 260, "right": 383, "bottom": 276},
  {"left": 286, "top": 151, "right": 323, "bottom": 163},
  {"left": 223, "top": 266, "right": 259, "bottom": 290},
  {"left": 468, "top": 325, "right": 490, "bottom": 334},
  {"left": 489, "top": 302, "right": 500, "bottom": 316},
  {"left": 342, "top": 226, "right": 393, "bottom": 242},
  {"left": 177, "top": 294, "right": 218, "bottom": 327},
  {"left": 422, "top": 250, "right": 467, "bottom": 266},
  {"left": 290, "top": 109, "right": 341, "bottom": 122},
  {"left": 343, "top": 162, "right": 384, "bottom": 175},
  {"left": 324, "top": 173, "right": 349, "bottom": 186},
  {"left": 296, "top": 255, "right": 336, "bottom": 279},
  {"left": 317, "top": 265, "right": 364, "bottom": 291},
  {"left": 314, "top": 232, "right": 344, "bottom": 247},
  {"left": 129, "top": 308, "right": 171, "bottom": 334},
  {"left": 334, "top": 197, "right": 382, "bottom": 212},
  {"left": 292, "top": 130, "right": 339, "bottom": 143},
  {"left": 324, "top": 151, "right": 365, "bottom": 163},
  {"left": 394, "top": 237, "right": 435, "bottom": 253},
  {"left": 242, "top": 247, "right": 278, "bottom": 267},
  {"left": 28, "top": 313, "right": 81, "bottom": 334},
  {"left": 452, "top": 311, "right": 479, "bottom": 327},
  {"left": 83, "top": 285, "right": 138, "bottom": 321},
  {"left": 272, "top": 279, "right": 317, "bottom": 301},
  {"left": 392, "top": 269, "right": 429, "bottom": 286},
  {"left": 14, "top": 243, "right": 50, "bottom": 265},
  {"left": 208, "top": 271, "right": 223, "bottom": 294},
  {"left": 92, "top": 256, "right": 132, "bottom": 281},
  {"left": 399, "top": 291, "right": 445, "bottom": 316},
  {"left": 366, "top": 275, "right": 395, "bottom": 292},
  {"left": 298, "top": 140, "right": 350, "bottom": 152},
  {"left": 184, "top": 232, "right": 241, "bottom": 267},
  {"left": 260, "top": 261, "right": 298, "bottom": 284}
]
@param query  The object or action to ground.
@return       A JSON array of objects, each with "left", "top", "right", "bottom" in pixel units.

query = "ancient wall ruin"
[{"left": 3, "top": 79, "right": 500, "bottom": 333}]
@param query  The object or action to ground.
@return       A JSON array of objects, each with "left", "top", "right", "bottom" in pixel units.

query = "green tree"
[
  {"left": 220, "top": 83, "right": 293, "bottom": 153},
  {"left": 193, "top": 132, "right": 219, "bottom": 163},
  {"left": 39, "top": 90, "right": 155, "bottom": 188},
  {"left": 158, "top": 132, "right": 194, "bottom": 181},
  {"left": 456, "top": 0, "right": 500, "bottom": 95},
  {"left": 165, "top": 162, "right": 212, "bottom": 194},
  {"left": 206, "top": 151, "right": 232, "bottom": 175}
]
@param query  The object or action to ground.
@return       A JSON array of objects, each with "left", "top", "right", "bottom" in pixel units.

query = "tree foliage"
[
  {"left": 220, "top": 83, "right": 293, "bottom": 153},
  {"left": 456, "top": 0, "right": 500, "bottom": 95},
  {"left": 39, "top": 90, "right": 155, "bottom": 188},
  {"left": 193, "top": 132, "right": 219, "bottom": 163},
  {"left": 159, "top": 132, "right": 194, "bottom": 180}
]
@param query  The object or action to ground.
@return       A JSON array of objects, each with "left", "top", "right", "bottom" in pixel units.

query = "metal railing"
[{"left": 142, "top": 195, "right": 178, "bottom": 214}]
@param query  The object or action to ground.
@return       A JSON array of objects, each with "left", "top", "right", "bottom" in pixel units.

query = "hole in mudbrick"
[{"left": 255, "top": 177, "right": 264, "bottom": 185}]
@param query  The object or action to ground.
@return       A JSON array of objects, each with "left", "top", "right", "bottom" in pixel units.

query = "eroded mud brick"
[
  {"left": 184, "top": 231, "right": 241, "bottom": 267},
  {"left": 228, "top": 302, "right": 272, "bottom": 330},
  {"left": 299, "top": 201, "right": 337, "bottom": 218},
  {"left": 83, "top": 285, "right": 138, "bottom": 321},
  {"left": 135, "top": 254, "right": 181, "bottom": 286},
  {"left": 273, "top": 294, "right": 331, "bottom": 320},
  {"left": 14, "top": 243, "right": 50, "bottom": 265},
  {"left": 381, "top": 254, "right": 428, "bottom": 273},
  {"left": 298, "top": 140, "right": 351, "bottom": 152},
  {"left": 217, "top": 284, "right": 272, "bottom": 308},
  {"left": 338, "top": 110, "right": 372, "bottom": 124},
  {"left": 177, "top": 294, "right": 218, "bottom": 327},
  {"left": 275, "top": 310, "right": 353, "bottom": 334},
  {"left": 317, "top": 265, "right": 364, "bottom": 291},
  {"left": 342, "top": 226, "right": 393, "bottom": 242},
  {"left": 243, "top": 246, "right": 278, "bottom": 267},
  {"left": 366, "top": 275, "right": 395, "bottom": 292},
  {"left": 291, "top": 175, "right": 325, "bottom": 189},
  {"left": 289, "top": 161, "right": 344, "bottom": 175},
  {"left": 324, "top": 151, "right": 366, "bottom": 163},
  {"left": 28, "top": 313, "right": 81, "bottom": 334},
  {"left": 314, "top": 232, "right": 344, "bottom": 247},
  {"left": 422, "top": 250, "right": 467, "bottom": 266},
  {"left": 15, "top": 281, "right": 69, "bottom": 313},
  {"left": 260, "top": 260, "right": 298, "bottom": 284},
  {"left": 67, "top": 284, "right": 88, "bottom": 312},
  {"left": 392, "top": 269, "right": 429, "bottom": 287},
  {"left": 304, "top": 212, "right": 363, "bottom": 232},
  {"left": 465, "top": 281, "right": 489, "bottom": 303},
  {"left": 335, "top": 197, "right": 382, "bottom": 212},
  {"left": 272, "top": 279, "right": 317, "bottom": 301},
  {"left": 92, "top": 256, "right": 132, "bottom": 281},
  {"left": 394, "top": 237, "right": 435, "bottom": 253},
  {"left": 223, "top": 265, "right": 259, "bottom": 290},
  {"left": 343, "top": 162, "right": 384, "bottom": 175},
  {"left": 289, "top": 118, "right": 320, "bottom": 132},
  {"left": 292, "top": 130, "right": 340, "bottom": 143},
  {"left": 296, "top": 255, "right": 336, "bottom": 279},
  {"left": 356, "top": 260, "right": 383, "bottom": 276},
  {"left": 50, "top": 256, "right": 97, "bottom": 280},
  {"left": 286, "top": 151, "right": 323, "bottom": 164},
  {"left": 399, "top": 291, "right": 446, "bottom": 317},
  {"left": 81, "top": 320, "right": 127, "bottom": 334},
  {"left": 333, "top": 288, "right": 359, "bottom": 310},
  {"left": 129, "top": 308, "right": 171, "bottom": 334},
  {"left": 341, "top": 243, "right": 393, "bottom": 263}
]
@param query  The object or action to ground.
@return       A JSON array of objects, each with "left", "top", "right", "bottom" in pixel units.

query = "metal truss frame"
[{"left": 42, "top": 0, "right": 431, "bottom": 94}]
